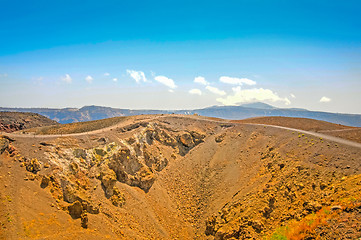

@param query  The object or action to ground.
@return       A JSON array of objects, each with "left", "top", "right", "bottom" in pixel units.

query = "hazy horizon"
[{"left": 1, "top": 1, "right": 360, "bottom": 114}]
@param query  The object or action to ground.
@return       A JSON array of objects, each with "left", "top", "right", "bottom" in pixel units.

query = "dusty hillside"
[
  {"left": 0, "top": 112, "right": 59, "bottom": 133},
  {"left": 237, "top": 116, "right": 361, "bottom": 144},
  {"left": 235, "top": 116, "right": 354, "bottom": 131},
  {"left": 1, "top": 115, "right": 361, "bottom": 239}
]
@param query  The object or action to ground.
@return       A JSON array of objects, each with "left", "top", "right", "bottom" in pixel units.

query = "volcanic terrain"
[{"left": 0, "top": 115, "right": 361, "bottom": 239}]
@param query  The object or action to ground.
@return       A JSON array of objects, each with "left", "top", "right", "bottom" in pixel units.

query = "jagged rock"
[
  {"left": 205, "top": 215, "right": 217, "bottom": 235},
  {"left": 25, "top": 158, "right": 41, "bottom": 173},
  {"left": 61, "top": 179, "right": 83, "bottom": 203},
  {"left": 0, "top": 137, "right": 9, "bottom": 154},
  {"left": 138, "top": 168, "right": 155, "bottom": 192},
  {"left": 68, "top": 200, "right": 83, "bottom": 219},
  {"left": 214, "top": 224, "right": 239, "bottom": 240},
  {"left": 108, "top": 147, "right": 156, "bottom": 191},
  {"left": 303, "top": 201, "right": 322, "bottom": 213},
  {"left": 143, "top": 147, "right": 168, "bottom": 172},
  {"left": 248, "top": 220, "right": 264, "bottom": 233},
  {"left": 179, "top": 132, "right": 195, "bottom": 148},
  {"left": 110, "top": 187, "right": 125, "bottom": 207},
  {"left": 100, "top": 166, "right": 117, "bottom": 197},
  {"left": 73, "top": 149, "right": 87, "bottom": 159},
  {"left": 81, "top": 211, "right": 88, "bottom": 228},
  {"left": 190, "top": 131, "right": 205, "bottom": 145},
  {"left": 82, "top": 201, "right": 100, "bottom": 214}
]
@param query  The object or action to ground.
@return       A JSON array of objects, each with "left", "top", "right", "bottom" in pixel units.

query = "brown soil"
[
  {"left": 1, "top": 115, "right": 361, "bottom": 240},
  {"left": 0, "top": 112, "right": 59, "bottom": 133}
]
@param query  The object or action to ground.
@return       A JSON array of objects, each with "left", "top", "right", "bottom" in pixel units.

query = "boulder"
[
  {"left": 215, "top": 133, "right": 225, "bottom": 143},
  {"left": 303, "top": 201, "right": 322, "bottom": 213},
  {"left": 68, "top": 201, "right": 83, "bottom": 219},
  {"left": 25, "top": 158, "right": 41, "bottom": 173},
  {"left": 40, "top": 176, "right": 50, "bottom": 188},
  {"left": 179, "top": 132, "right": 195, "bottom": 148}
]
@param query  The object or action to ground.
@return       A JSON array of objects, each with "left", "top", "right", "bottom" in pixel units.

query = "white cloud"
[
  {"left": 217, "top": 87, "right": 291, "bottom": 105},
  {"left": 194, "top": 76, "right": 209, "bottom": 85},
  {"left": 126, "top": 70, "right": 147, "bottom": 83},
  {"left": 112, "top": 78, "right": 118, "bottom": 82},
  {"left": 154, "top": 75, "right": 177, "bottom": 89},
  {"left": 189, "top": 88, "right": 202, "bottom": 95},
  {"left": 85, "top": 75, "right": 93, "bottom": 84},
  {"left": 104, "top": 72, "right": 110, "bottom": 76},
  {"left": 219, "top": 76, "right": 256, "bottom": 86},
  {"left": 206, "top": 86, "right": 226, "bottom": 96},
  {"left": 320, "top": 96, "right": 331, "bottom": 103},
  {"left": 61, "top": 74, "right": 72, "bottom": 84},
  {"left": 168, "top": 89, "right": 175, "bottom": 93},
  {"left": 290, "top": 93, "right": 296, "bottom": 98}
]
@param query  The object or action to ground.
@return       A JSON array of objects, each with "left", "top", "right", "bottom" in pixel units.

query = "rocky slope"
[
  {"left": 0, "top": 112, "right": 58, "bottom": 133},
  {"left": 0, "top": 115, "right": 360, "bottom": 239}
]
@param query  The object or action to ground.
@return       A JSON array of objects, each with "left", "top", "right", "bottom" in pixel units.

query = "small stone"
[
  {"left": 40, "top": 176, "right": 50, "bottom": 188},
  {"left": 320, "top": 182, "right": 328, "bottom": 190},
  {"left": 331, "top": 205, "right": 342, "bottom": 211}
]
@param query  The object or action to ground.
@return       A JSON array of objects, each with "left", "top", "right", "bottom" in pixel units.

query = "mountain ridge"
[{"left": 1, "top": 102, "right": 361, "bottom": 127}]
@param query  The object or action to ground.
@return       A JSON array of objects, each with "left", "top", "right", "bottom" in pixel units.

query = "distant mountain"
[
  {"left": 239, "top": 102, "right": 276, "bottom": 109},
  {"left": 1, "top": 103, "right": 361, "bottom": 127}
]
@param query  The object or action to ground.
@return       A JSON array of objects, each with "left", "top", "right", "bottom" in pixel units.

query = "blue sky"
[{"left": 1, "top": 0, "right": 360, "bottom": 113}]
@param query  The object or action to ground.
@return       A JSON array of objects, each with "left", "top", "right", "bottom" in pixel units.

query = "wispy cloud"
[
  {"left": 112, "top": 78, "right": 118, "bottom": 82},
  {"left": 127, "top": 70, "right": 147, "bottom": 83},
  {"left": 194, "top": 76, "right": 209, "bottom": 85},
  {"left": 217, "top": 87, "right": 290, "bottom": 105},
  {"left": 189, "top": 88, "right": 202, "bottom": 95},
  {"left": 104, "top": 72, "right": 110, "bottom": 76},
  {"left": 154, "top": 75, "right": 177, "bottom": 89},
  {"left": 85, "top": 75, "right": 93, "bottom": 84},
  {"left": 61, "top": 74, "right": 72, "bottom": 84},
  {"left": 219, "top": 76, "right": 256, "bottom": 86},
  {"left": 206, "top": 86, "right": 226, "bottom": 96},
  {"left": 0, "top": 73, "right": 8, "bottom": 78},
  {"left": 290, "top": 93, "right": 296, "bottom": 98},
  {"left": 320, "top": 96, "right": 331, "bottom": 103}
]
